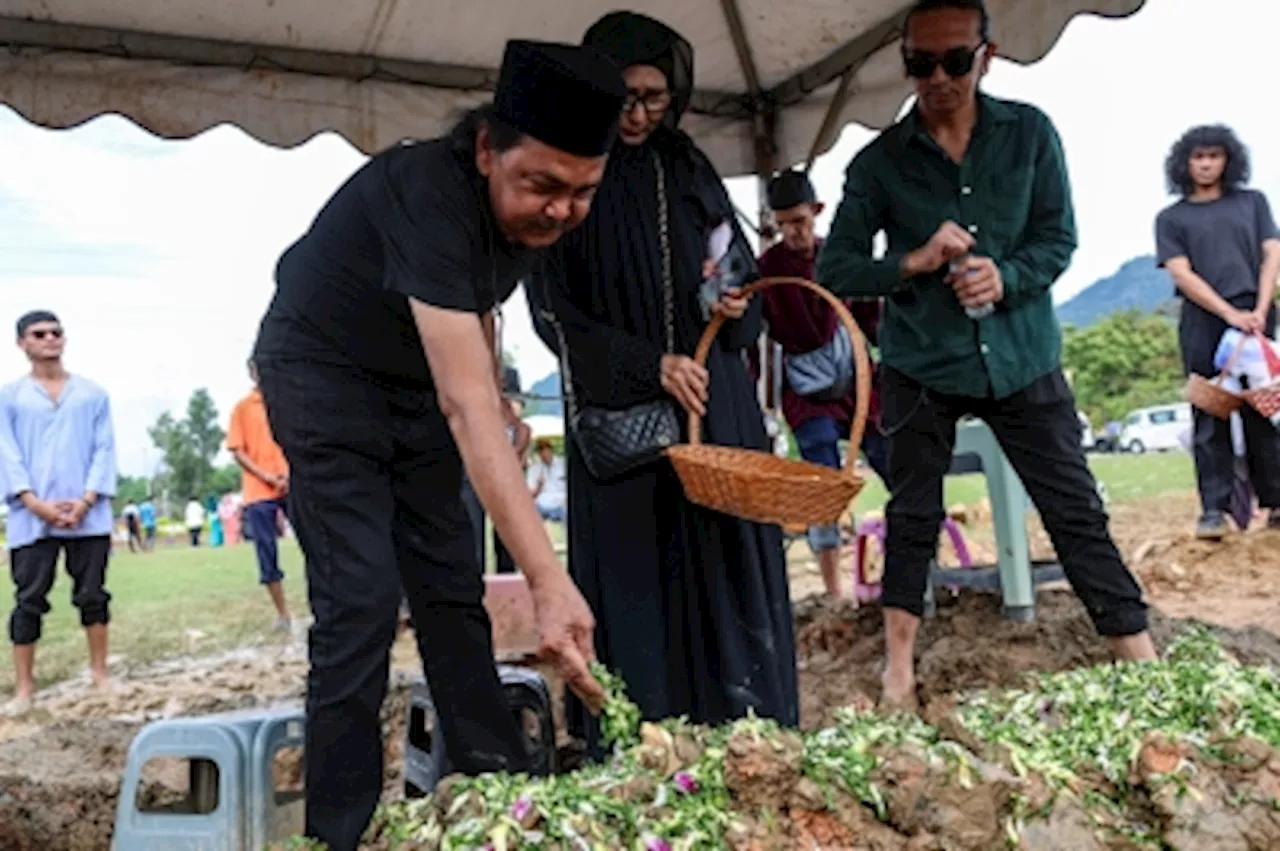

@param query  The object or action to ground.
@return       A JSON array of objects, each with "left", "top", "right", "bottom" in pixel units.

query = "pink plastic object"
[
  {"left": 483, "top": 574, "right": 540, "bottom": 661},
  {"left": 852, "top": 516, "right": 972, "bottom": 603},
  {"left": 852, "top": 516, "right": 886, "bottom": 603}
]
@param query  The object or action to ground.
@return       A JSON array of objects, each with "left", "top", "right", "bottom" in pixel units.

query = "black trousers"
[
  {"left": 9, "top": 535, "right": 111, "bottom": 645},
  {"left": 125, "top": 518, "right": 143, "bottom": 553},
  {"left": 257, "top": 362, "right": 529, "bottom": 851},
  {"left": 879, "top": 366, "right": 1148, "bottom": 637},
  {"left": 1179, "top": 299, "right": 1280, "bottom": 514}
]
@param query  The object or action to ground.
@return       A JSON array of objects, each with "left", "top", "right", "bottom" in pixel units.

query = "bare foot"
[
  {"left": 91, "top": 672, "right": 111, "bottom": 692},
  {"left": 879, "top": 670, "right": 919, "bottom": 713},
  {"left": 3, "top": 694, "right": 33, "bottom": 716},
  {"left": 1109, "top": 632, "right": 1158, "bottom": 663}
]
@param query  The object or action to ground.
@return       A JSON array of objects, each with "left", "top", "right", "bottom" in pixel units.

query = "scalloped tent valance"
[{"left": 0, "top": 0, "right": 1142, "bottom": 178}]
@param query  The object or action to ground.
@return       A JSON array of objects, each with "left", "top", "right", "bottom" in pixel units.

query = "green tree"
[
  {"left": 209, "top": 462, "right": 242, "bottom": 496},
  {"left": 113, "top": 475, "right": 153, "bottom": 511},
  {"left": 1062, "top": 309, "right": 1185, "bottom": 425},
  {"left": 147, "top": 389, "right": 227, "bottom": 510}
]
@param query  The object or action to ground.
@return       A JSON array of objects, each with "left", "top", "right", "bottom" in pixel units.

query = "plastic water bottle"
[{"left": 951, "top": 257, "right": 994, "bottom": 319}]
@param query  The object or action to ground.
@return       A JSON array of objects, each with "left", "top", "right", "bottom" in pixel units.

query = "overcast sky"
[{"left": 0, "top": 0, "right": 1275, "bottom": 477}]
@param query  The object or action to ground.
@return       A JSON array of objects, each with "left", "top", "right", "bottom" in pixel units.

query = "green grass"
[
  {"left": 0, "top": 541, "right": 308, "bottom": 692},
  {"left": 851, "top": 449, "right": 1195, "bottom": 514}
]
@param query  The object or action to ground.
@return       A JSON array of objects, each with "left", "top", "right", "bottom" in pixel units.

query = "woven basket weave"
[
  {"left": 666, "top": 277, "right": 870, "bottom": 527},
  {"left": 1244, "top": 382, "right": 1280, "bottom": 418},
  {"left": 1184, "top": 373, "right": 1243, "bottom": 420},
  {"left": 1183, "top": 332, "right": 1249, "bottom": 420}
]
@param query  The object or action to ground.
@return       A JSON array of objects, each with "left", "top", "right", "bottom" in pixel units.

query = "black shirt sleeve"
[
  {"left": 1254, "top": 190, "right": 1280, "bottom": 244},
  {"left": 372, "top": 148, "right": 485, "bottom": 313},
  {"left": 1154, "top": 208, "right": 1187, "bottom": 267}
]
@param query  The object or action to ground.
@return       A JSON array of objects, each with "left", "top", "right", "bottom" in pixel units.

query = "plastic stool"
[
  {"left": 852, "top": 515, "right": 972, "bottom": 603},
  {"left": 404, "top": 664, "right": 555, "bottom": 797},
  {"left": 112, "top": 705, "right": 304, "bottom": 851},
  {"left": 946, "top": 420, "right": 1065, "bottom": 620}
]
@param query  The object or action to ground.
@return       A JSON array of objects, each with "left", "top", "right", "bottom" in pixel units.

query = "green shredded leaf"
[{"left": 592, "top": 660, "right": 642, "bottom": 750}]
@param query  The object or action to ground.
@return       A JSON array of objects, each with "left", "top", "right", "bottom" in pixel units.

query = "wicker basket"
[
  {"left": 1244, "top": 382, "right": 1280, "bottom": 418},
  {"left": 1184, "top": 373, "right": 1243, "bottom": 420},
  {"left": 1183, "top": 332, "right": 1249, "bottom": 420},
  {"left": 666, "top": 277, "right": 870, "bottom": 527}
]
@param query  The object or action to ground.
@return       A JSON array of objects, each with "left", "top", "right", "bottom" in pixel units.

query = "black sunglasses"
[
  {"left": 902, "top": 43, "right": 986, "bottom": 79},
  {"left": 29, "top": 328, "right": 63, "bottom": 340}
]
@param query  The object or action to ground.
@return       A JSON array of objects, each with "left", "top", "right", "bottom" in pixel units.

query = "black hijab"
[
  {"left": 529, "top": 11, "right": 757, "bottom": 416},
  {"left": 583, "top": 11, "right": 694, "bottom": 131}
]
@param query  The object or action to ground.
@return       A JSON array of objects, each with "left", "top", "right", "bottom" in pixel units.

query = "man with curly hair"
[{"left": 1156, "top": 124, "right": 1280, "bottom": 539}]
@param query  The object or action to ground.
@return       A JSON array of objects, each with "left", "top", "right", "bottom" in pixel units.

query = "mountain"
[
  {"left": 1056, "top": 255, "right": 1177, "bottom": 328},
  {"left": 523, "top": 371, "right": 563, "bottom": 417}
]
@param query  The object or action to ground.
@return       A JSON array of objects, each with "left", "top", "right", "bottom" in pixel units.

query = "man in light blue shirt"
[{"left": 0, "top": 310, "right": 117, "bottom": 712}]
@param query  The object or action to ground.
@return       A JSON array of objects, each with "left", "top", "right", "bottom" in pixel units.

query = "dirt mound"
[
  {"left": 795, "top": 589, "right": 1280, "bottom": 729},
  {"left": 378, "top": 625, "right": 1280, "bottom": 850},
  {"left": 1027, "top": 494, "right": 1280, "bottom": 634},
  {"left": 8, "top": 587, "right": 1280, "bottom": 851},
  {"left": 0, "top": 720, "right": 138, "bottom": 851}
]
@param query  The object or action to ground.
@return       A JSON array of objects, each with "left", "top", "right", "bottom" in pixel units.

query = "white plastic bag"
[{"left": 1214, "top": 328, "right": 1280, "bottom": 390}]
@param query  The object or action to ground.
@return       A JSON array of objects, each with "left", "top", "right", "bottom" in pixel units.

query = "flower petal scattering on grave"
[{"left": 351, "top": 628, "right": 1280, "bottom": 850}]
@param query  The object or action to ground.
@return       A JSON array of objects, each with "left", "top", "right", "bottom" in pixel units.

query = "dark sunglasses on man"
[
  {"left": 902, "top": 42, "right": 987, "bottom": 79},
  {"left": 28, "top": 328, "right": 63, "bottom": 340}
]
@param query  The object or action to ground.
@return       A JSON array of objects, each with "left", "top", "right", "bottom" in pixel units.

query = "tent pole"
[
  {"left": 751, "top": 103, "right": 779, "bottom": 417},
  {"left": 805, "top": 67, "right": 855, "bottom": 172}
]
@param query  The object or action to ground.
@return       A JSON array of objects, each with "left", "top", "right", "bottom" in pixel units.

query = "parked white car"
[
  {"left": 1077, "top": 411, "right": 1095, "bottom": 451},
  {"left": 1118, "top": 403, "right": 1192, "bottom": 453}
]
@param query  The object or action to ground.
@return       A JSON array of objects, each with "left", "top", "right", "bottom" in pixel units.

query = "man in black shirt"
[
  {"left": 1156, "top": 124, "right": 1280, "bottom": 539},
  {"left": 252, "top": 40, "right": 626, "bottom": 850}
]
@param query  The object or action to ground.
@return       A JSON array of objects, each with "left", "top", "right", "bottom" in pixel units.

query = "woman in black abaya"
[{"left": 528, "top": 11, "right": 798, "bottom": 754}]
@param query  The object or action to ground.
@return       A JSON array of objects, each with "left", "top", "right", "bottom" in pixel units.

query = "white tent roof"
[
  {"left": 523, "top": 414, "right": 566, "bottom": 439},
  {"left": 0, "top": 0, "right": 1142, "bottom": 178}
]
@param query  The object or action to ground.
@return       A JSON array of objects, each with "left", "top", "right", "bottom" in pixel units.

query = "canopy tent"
[
  {"left": 0, "top": 0, "right": 1143, "bottom": 181},
  {"left": 522, "top": 414, "right": 566, "bottom": 440}
]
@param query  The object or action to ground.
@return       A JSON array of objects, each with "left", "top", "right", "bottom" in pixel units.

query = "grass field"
[
  {"left": 0, "top": 451, "right": 1194, "bottom": 696},
  {"left": 0, "top": 542, "right": 308, "bottom": 693},
  {"left": 852, "top": 448, "right": 1195, "bottom": 513}
]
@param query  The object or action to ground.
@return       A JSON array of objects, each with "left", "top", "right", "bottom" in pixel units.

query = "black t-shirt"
[
  {"left": 1155, "top": 188, "right": 1279, "bottom": 303},
  {"left": 253, "top": 134, "right": 536, "bottom": 388}
]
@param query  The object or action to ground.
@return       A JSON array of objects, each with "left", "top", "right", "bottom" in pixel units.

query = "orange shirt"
[{"left": 226, "top": 389, "right": 288, "bottom": 505}]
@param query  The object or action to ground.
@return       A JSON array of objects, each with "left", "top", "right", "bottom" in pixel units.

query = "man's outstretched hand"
[{"left": 529, "top": 571, "right": 606, "bottom": 714}]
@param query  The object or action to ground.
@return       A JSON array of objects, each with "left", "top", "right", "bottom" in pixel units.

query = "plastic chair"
[
  {"left": 112, "top": 705, "right": 304, "bottom": 851},
  {"left": 404, "top": 664, "right": 555, "bottom": 797},
  {"left": 850, "top": 419, "right": 1065, "bottom": 619},
  {"left": 852, "top": 515, "right": 972, "bottom": 603}
]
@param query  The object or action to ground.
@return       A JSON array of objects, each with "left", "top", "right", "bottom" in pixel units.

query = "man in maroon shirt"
[{"left": 755, "top": 169, "right": 888, "bottom": 597}]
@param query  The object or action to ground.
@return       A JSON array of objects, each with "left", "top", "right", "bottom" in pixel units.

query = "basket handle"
[
  {"left": 688, "top": 276, "right": 871, "bottom": 480},
  {"left": 1253, "top": 330, "right": 1280, "bottom": 379}
]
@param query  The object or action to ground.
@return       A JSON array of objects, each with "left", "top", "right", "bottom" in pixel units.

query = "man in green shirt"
[{"left": 817, "top": 0, "right": 1156, "bottom": 709}]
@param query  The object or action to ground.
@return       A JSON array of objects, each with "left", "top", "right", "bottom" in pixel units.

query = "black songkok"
[
  {"left": 494, "top": 40, "right": 626, "bottom": 158},
  {"left": 767, "top": 169, "right": 819, "bottom": 211}
]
